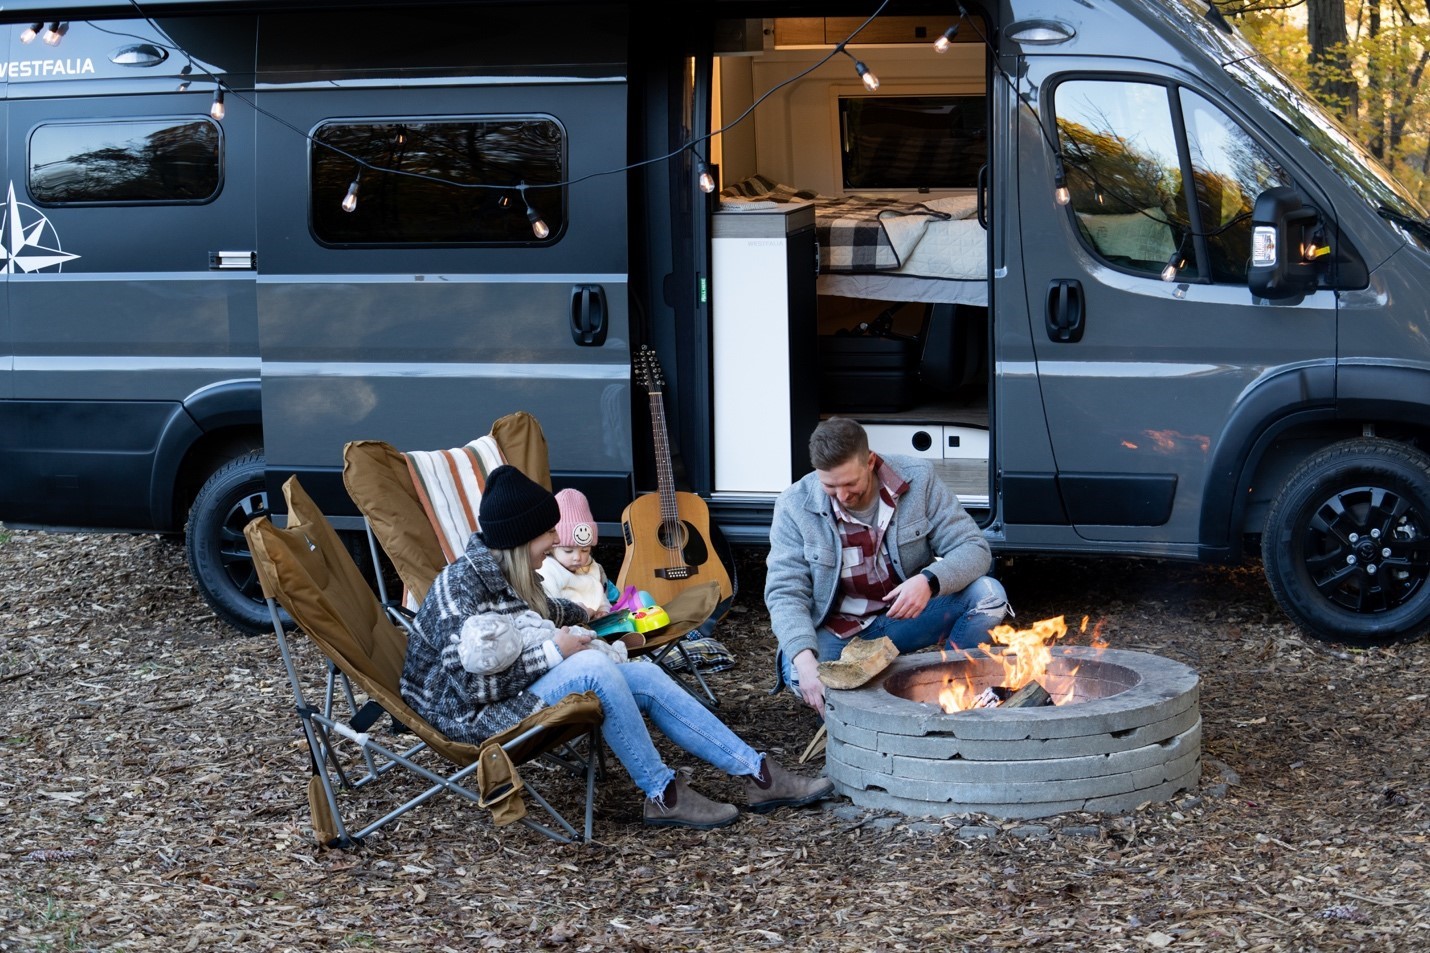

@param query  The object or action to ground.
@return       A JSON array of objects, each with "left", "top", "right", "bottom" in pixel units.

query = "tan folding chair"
[
  {"left": 245, "top": 475, "right": 604, "bottom": 846},
  {"left": 341, "top": 412, "right": 724, "bottom": 707}
]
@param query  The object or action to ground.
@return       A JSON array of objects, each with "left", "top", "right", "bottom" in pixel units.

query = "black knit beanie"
[{"left": 478, "top": 465, "right": 560, "bottom": 550}]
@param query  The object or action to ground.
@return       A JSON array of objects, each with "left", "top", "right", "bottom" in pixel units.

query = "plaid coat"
[{"left": 401, "top": 533, "right": 588, "bottom": 744}]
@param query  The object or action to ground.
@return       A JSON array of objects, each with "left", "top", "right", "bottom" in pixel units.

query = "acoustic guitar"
[{"left": 617, "top": 346, "right": 734, "bottom": 606}]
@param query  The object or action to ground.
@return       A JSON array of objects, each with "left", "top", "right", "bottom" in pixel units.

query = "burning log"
[
  {"left": 1001, "top": 681, "right": 1053, "bottom": 708},
  {"left": 972, "top": 681, "right": 1053, "bottom": 710}
]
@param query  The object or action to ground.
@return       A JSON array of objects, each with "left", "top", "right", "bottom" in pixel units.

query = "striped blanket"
[
  {"left": 719, "top": 174, "right": 960, "bottom": 273},
  {"left": 403, "top": 436, "right": 508, "bottom": 565}
]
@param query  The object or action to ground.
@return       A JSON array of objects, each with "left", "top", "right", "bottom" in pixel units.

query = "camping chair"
[
  {"left": 244, "top": 475, "right": 604, "bottom": 846},
  {"left": 341, "top": 412, "right": 725, "bottom": 708}
]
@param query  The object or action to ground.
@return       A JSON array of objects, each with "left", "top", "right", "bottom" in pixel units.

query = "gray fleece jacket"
[{"left": 764, "top": 453, "right": 991, "bottom": 664}]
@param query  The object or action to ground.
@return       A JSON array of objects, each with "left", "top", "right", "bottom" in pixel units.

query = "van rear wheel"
[
  {"left": 1262, "top": 438, "right": 1430, "bottom": 646},
  {"left": 186, "top": 450, "right": 283, "bottom": 635}
]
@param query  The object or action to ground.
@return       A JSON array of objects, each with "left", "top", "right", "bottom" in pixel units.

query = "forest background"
[{"left": 1232, "top": 0, "right": 1430, "bottom": 204}]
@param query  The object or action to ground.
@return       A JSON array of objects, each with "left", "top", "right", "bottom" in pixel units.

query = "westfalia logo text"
[{"left": 3, "top": 58, "right": 97, "bottom": 79}]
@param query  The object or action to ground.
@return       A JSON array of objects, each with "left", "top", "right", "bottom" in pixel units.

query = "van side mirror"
[{"left": 1248, "top": 187, "right": 1320, "bottom": 300}]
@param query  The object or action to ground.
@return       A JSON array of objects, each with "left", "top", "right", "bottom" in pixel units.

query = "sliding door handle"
[
  {"left": 1045, "top": 279, "right": 1085, "bottom": 343},
  {"left": 570, "top": 284, "right": 608, "bottom": 346}
]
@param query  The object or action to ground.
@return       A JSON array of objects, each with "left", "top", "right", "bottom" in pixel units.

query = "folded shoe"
[
  {"left": 643, "top": 777, "right": 739, "bottom": 830},
  {"left": 743, "top": 755, "right": 835, "bottom": 812}
]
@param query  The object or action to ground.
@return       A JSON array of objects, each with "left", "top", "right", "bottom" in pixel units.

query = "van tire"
[
  {"left": 186, "top": 450, "right": 285, "bottom": 635},
  {"left": 1262, "top": 438, "right": 1430, "bottom": 646}
]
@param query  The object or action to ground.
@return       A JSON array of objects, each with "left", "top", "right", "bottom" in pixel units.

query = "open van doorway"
[{"left": 703, "top": 9, "right": 994, "bottom": 539}]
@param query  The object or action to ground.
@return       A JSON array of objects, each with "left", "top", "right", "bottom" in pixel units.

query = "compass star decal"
[{"left": 0, "top": 182, "right": 80, "bottom": 274}]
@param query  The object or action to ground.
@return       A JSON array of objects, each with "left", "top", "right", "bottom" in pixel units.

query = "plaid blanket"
[{"left": 720, "top": 174, "right": 957, "bottom": 273}]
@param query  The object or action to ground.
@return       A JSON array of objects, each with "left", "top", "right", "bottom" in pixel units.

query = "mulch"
[{"left": 1, "top": 528, "right": 1427, "bottom": 951}]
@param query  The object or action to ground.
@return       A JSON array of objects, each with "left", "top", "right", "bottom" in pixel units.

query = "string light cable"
[{"left": 125, "top": 0, "right": 892, "bottom": 213}]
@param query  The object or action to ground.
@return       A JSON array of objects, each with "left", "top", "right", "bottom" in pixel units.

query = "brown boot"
[
  {"left": 744, "top": 755, "right": 835, "bottom": 813},
  {"left": 643, "top": 777, "right": 739, "bottom": 830}
]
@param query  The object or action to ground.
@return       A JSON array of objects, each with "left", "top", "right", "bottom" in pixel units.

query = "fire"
[{"left": 936, "top": 615, "right": 1105, "bottom": 713}]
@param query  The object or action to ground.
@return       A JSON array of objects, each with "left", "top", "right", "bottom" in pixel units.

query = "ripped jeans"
[
  {"left": 782, "top": 574, "right": 1011, "bottom": 692},
  {"left": 529, "top": 651, "right": 762, "bottom": 800}
]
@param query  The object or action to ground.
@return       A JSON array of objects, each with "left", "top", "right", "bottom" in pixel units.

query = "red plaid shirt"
[{"left": 825, "top": 456, "right": 910, "bottom": 639}]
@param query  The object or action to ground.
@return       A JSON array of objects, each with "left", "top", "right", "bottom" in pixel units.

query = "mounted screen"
[{"left": 839, "top": 95, "right": 986, "bottom": 190}]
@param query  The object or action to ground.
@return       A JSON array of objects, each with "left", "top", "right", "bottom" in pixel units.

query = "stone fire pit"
[{"left": 824, "top": 647, "right": 1201, "bottom": 819}]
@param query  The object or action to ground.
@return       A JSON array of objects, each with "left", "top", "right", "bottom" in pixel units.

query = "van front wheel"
[
  {"left": 186, "top": 450, "right": 281, "bottom": 635},
  {"left": 1262, "top": 438, "right": 1430, "bottom": 646}
]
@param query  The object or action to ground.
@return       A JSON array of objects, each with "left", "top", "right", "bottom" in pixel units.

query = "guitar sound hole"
[{"left": 657, "top": 520, "right": 710, "bottom": 567}]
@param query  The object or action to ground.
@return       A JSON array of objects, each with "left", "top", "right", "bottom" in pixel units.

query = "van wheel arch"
[{"left": 1261, "top": 437, "right": 1430, "bottom": 646}]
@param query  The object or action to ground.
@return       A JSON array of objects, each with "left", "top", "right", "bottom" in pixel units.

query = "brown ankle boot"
[
  {"left": 643, "top": 777, "right": 739, "bottom": 830},
  {"left": 744, "top": 756, "right": 835, "bottom": 813}
]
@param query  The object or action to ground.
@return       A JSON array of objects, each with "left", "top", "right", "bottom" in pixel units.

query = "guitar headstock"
[{"left": 634, "top": 346, "right": 665, "bottom": 395}]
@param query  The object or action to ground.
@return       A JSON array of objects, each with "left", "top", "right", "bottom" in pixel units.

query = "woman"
[{"left": 401, "top": 465, "right": 834, "bottom": 830}]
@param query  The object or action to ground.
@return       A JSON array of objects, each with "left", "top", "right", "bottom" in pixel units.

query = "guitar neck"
[{"left": 648, "top": 388, "right": 680, "bottom": 527}]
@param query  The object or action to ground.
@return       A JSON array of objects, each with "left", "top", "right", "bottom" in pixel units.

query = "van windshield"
[
  {"left": 1158, "top": 0, "right": 1428, "bottom": 239},
  {"left": 1226, "top": 55, "right": 1428, "bottom": 226}
]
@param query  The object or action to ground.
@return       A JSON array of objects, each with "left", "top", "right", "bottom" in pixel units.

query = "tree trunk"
[{"left": 1307, "top": 0, "right": 1360, "bottom": 123}]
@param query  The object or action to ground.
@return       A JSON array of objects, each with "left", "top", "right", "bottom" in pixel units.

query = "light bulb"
[
  {"left": 1161, "top": 261, "right": 1178, "bottom": 282},
  {"left": 528, "top": 210, "right": 550, "bottom": 239},
  {"left": 1054, "top": 184, "right": 1071, "bottom": 206},
  {"left": 855, "top": 60, "right": 880, "bottom": 91},
  {"left": 342, "top": 179, "right": 360, "bottom": 213},
  {"left": 698, "top": 165, "right": 716, "bottom": 194},
  {"left": 21, "top": 23, "right": 43, "bottom": 44},
  {"left": 934, "top": 24, "right": 960, "bottom": 53},
  {"left": 210, "top": 88, "right": 226, "bottom": 120},
  {"left": 43, "top": 22, "right": 67, "bottom": 46}
]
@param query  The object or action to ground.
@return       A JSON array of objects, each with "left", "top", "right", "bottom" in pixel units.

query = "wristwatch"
[{"left": 920, "top": 568, "right": 940, "bottom": 596}]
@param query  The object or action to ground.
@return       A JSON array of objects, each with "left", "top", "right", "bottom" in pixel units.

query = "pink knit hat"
[{"left": 554, "top": 488, "right": 597, "bottom": 548}]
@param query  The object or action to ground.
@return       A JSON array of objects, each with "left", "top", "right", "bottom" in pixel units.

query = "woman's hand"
[{"left": 553, "top": 626, "right": 594, "bottom": 658}]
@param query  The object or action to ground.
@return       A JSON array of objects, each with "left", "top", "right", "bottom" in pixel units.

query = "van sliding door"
[{"left": 253, "top": 5, "right": 633, "bottom": 523}]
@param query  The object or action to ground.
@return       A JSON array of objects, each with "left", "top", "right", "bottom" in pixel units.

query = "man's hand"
[
  {"left": 792, "top": 649, "right": 826, "bottom": 717},
  {"left": 883, "top": 572, "right": 933, "bottom": 620}
]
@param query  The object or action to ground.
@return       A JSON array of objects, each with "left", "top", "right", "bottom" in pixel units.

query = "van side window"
[
  {"left": 310, "top": 118, "right": 564, "bottom": 245},
  {"left": 1180, "top": 89, "right": 1292, "bottom": 283},
  {"left": 1053, "top": 80, "right": 1197, "bottom": 280},
  {"left": 28, "top": 119, "right": 222, "bottom": 205}
]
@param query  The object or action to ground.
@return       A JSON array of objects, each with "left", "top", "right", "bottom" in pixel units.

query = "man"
[{"left": 766, "top": 417, "right": 1010, "bottom": 716}]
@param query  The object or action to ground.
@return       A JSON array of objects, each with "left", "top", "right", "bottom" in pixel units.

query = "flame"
[{"left": 936, "top": 615, "right": 1107, "bottom": 713}]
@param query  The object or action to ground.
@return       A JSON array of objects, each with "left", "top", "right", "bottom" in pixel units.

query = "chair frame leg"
[{"left": 267, "top": 600, "right": 598, "bottom": 846}]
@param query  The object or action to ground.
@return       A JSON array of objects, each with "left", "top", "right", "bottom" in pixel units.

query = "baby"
[
  {"left": 454, "top": 606, "right": 626, "bottom": 674},
  {"left": 539, "top": 488, "right": 619, "bottom": 616}
]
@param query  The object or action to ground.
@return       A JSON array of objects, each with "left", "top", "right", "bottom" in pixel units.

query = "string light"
[
  {"left": 177, "top": 64, "right": 192, "bottom": 92},
  {"left": 693, "top": 148, "right": 717, "bottom": 194},
  {"left": 934, "top": 23, "right": 961, "bottom": 53},
  {"left": 341, "top": 172, "right": 360, "bottom": 213},
  {"left": 1161, "top": 237, "right": 1189, "bottom": 282},
  {"left": 209, "top": 87, "right": 226, "bottom": 120},
  {"left": 835, "top": 45, "right": 880, "bottom": 91},
  {"left": 520, "top": 183, "right": 550, "bottom": 239},
  {"left": 1053, "top": 155, "right": 1071, "bottom": 206},
  {"left": 43, "top": 22, "right": 68, "bottom": 46},
  {"left": 20, "top": 23, "right": 44, "bottom": 44}
]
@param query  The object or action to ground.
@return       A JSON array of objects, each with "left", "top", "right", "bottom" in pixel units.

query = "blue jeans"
[
  {"left": 529, "top": 651, "right": 762, "bottom": 799},
  {"left": 782, "top": 574, "right": 1010, "bottom": 692}
]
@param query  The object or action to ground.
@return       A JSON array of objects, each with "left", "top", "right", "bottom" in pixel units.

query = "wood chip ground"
[{"left": 1, "top": 529, "right": 1427, "bottom": 951}]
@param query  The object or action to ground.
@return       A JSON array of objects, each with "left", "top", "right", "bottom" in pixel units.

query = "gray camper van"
[{"left": 0, "top": 0, "right": 1427, "bottom": 647}]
